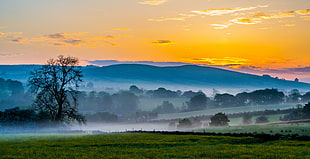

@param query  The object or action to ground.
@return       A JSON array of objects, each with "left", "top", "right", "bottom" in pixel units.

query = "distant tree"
[
  {"left": 250, "top": 89, "right": 284, "bottom": 105},
  {"left": 86, "top": 112, "right": 118, "bottom": 122},
  {"left": 152, "top": 101, "right": 176, "bottom": 114},
  {"left": 112, "top": 91, "right": 139, "bottom": 114},
  {"left": 236, "top": 92, "right": 251, "bottom": 106},
  {"left": 255, "top": 116, "right": 269, "bottom": 124},
  {"left": 182, "top": 91, "right": 200, "bottom": 98},
  {"left": 294, "top": 78, "right": 299, "bottom": 82},
  {"left": 209, "top": 112, "right": 230, "bottom": 126},
  {"left": 302, "top": 92, "right": 310, "bottom": 103},
  {"left": 28, "top": 55, "right": 85, "bottom": 125},
  {"left": 149, "top": 87, "right": 179, "bottom": 98},
  {"left": 129, "top": 85, "right": 143, "bottom": 94},
  {"left": 0, "top": 78, "right": 31, "bottom": 107},
  {"left": 287, "top": 89, "right": 302, "bottom": 103},
  {"left": 302, "top": 102, "right": 310, "bottom": 119},
  {"left": 0, "top": 107, "right": 38, "bottom": 126},
  {"left": 214, "top": 93, "right": 237, "bottom": 107},
  {"left": 242, "top": 112, "right": 252, "bottom": 125},
  {"left": 187, "top": 93, "right": 207, "bottom": 111},
  {"left": 97, "top": 91, "right": 113, "bottom": 112},
  {"left": 86, "top": 82, "right": 94, "bottom": 89},
  {"left": 177, "top": 118, "right": 192, "bottom": 129}
]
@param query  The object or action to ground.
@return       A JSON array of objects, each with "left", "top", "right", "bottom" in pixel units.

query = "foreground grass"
[{"left": 0, "top": 133, "right": 310, "bottom": 159}]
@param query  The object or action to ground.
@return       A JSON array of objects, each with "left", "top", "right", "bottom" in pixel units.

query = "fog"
[
  {"left": 1, "top": 78, "right": 309, "bottom": 135},
  {"left": 71, "top": 122, "right": 173, "bottom": 133}
]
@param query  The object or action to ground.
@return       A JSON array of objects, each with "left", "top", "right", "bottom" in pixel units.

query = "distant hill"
[
  {"left": 1, "top": 64, "right": 310, "bottom": 90},
  {"left": 82, "top": 64, "right": 310, "bottom": 90}
]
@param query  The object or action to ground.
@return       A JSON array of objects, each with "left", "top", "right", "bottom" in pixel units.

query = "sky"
[{"left": 0, "top": 0, "right": 310, "bottom": 82}]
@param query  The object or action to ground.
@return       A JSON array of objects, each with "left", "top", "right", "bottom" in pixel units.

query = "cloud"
[
  {"left": 48, "top": 33, "right": 65, "bottom": 39},
  {"left": 10, "top": 37, "right": 27, "bottom": 43},
  {"left": 210, "top": 10, "right": 300, "bottom": 29},
  {"left": 296, "top": 9, "right": 310, "bottom": 15},
  {"left": 281, "top": 24, "right": 296, "bottom": 27},
  {"left": 288, "top": 67, "right": 310, "bottom": 73},
  {"left": 191, "top": 6, "right": 258, "bottom": 16},
  {"left": 148, "top": 17, "right": 186, "bottom": 22},
  {"left": 230, "top": 18, "right": 261, "bottom": 24},
  {"left": 253, "top": 11, "right": 295, "bottom": 19},
  {"left": 62, "top": 39, "right": 84, "bottom": 45},
  {"left": 0, "top": 53, "right": 24, "bottom": 57},
  {"left": 0, "top": 26, "right": 7, "bottom": 29},
  {"left": 148, "top": 13, "right": 196, "bottom": 22},
  {"left": 30, "top": 32, "right": 121, "bottom": 48},
  {"left": 186, "top": 57, "right": 249, "bottom": 67},
  {"left": 82, "top": 35, "right": 118, "bottom": 40},
  {"left": 138, "top": 0, "right": 167, "bottom": 5},
  {"left": 210, "top": 24, "right": 232, "bottom": 29},
  {"left": 151, "top": 40, "right": 173, "bottom": 45},
  {"left": 0, "top": 32, "right": 5, "bottom": 37}
]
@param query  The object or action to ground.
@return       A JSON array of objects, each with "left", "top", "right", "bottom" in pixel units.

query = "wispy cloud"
[
  {"left": 151, "top": 40, "right": 173, "bottom": 45},
  {"left": 0, "top": 53, "right": 24, "bottom": 57},
  {"left": 148, "top": 13, "right": 195, "bottom": 22},
  {"left": 210, "top": 24, "right": 232, "bottom": 29},
  {"left": 281, "top": 24, "right": 296, "bottom": 27},
  {"left": 0, "top": 32, "right": 5, "bottom": 37},
  {"left": 253, "top": 11, "right": 295, "bottom": 19},
  {"left": 9, "top": 37, "right": 27, "bottom": 43},
  {"left": 30, "top": 32, "right": 120, "bottom": 48},
  {"left": 0, "top": 32, "right": 26, "bottom": 43},
  {"left": 138, "top": 0, "right": 167, "bottom": 5},
  {"left": 186, "top": 57, "right": 249, "bottom": 67},
  {"left": 230, "top": 18, "right": 261, "bottom": 24},
  {"left": 191, "top": 6, "right": 259, "bottom": 16},
  {"left": 148, "top": 17, "right": 186, "bottom": 22},
  {"left": 210, "top": 9, "right": 303, "bottom": 29},
  {"left": 296, "top": 9, "right": 310, "bottom": 15}
]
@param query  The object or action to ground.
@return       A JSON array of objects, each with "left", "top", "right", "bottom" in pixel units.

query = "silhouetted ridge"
[{"left": 1, "top": 64, "right": 310, "bottom": 89}]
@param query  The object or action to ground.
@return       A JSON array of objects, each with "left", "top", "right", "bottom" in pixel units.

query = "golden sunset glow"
[{"left": 0, "top": 0, "right": 309, "bottom": 81}]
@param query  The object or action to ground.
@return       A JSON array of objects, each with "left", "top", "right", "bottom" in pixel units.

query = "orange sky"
[{"left": 0, "top": 0, "right": 310, "bottom": 82}]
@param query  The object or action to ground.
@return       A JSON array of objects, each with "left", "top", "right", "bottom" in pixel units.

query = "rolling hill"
[
  {"left": 1, "top": 64, "right": 310, "bottom": 90},
  {"left": 82, "top": 64, "right": 310, "bottom": 90}
]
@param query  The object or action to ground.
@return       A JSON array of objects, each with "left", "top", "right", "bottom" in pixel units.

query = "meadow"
[
  {"left": 1, "top": 132, "right": 310, "bottom": 159},
  {"left": 156, "top": 104, "right": 295, "bottom": 120},
  {"left": 197, "top": 123, "right": 310, "bottom": 136}
]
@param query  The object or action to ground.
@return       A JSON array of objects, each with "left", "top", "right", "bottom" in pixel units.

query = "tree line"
[{"left": 1, "top": 55, "right": 310, "bottom": 127}]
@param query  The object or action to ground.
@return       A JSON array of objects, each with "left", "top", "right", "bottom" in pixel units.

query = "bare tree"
[{"left": 28, "top": 55, "right": 85, "bottom": 124}]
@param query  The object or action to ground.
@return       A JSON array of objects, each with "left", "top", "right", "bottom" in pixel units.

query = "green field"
[
  {"left": 1, "top": 133, "right": 310, "bottom": 159},
  {"left": 156, "top": 104, "right": 295, "bottom": 120},
  {"left": 197, "top": 123, "right": 310, "bottom": 136}
]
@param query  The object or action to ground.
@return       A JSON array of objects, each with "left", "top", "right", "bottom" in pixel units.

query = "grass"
[
  {"left": 222, "top": 114, "right": 285, "bottom": 126},
  {"left": 0, "top": 132, "right": 310, "bottom": 158},
  {"left": 156, "top": 104, "right": 295, "bottom": 120},
  {"left": 197, "top": 123, "right": 310, "bottom": 136}
]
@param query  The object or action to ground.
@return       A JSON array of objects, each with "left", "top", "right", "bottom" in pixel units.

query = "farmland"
[
  {"left": 0, "top": 132, "right": 310, "bottom": 159},
  {"left": 155, "top": 104, "right": 295, "bottom": 120},
  {"left": 197, "top": 123, "right": 310, "bottom": 136}
]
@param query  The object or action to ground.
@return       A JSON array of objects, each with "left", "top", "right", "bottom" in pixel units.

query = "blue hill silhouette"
[{"left": 0, "top": 64, "right": 309, "bottom": 89}]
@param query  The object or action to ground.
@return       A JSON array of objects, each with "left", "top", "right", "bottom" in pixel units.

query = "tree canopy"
[
  {"left": 209, "top": 112, "right": 230, "bottom": 126},
  {"left": 28, "top": 55, "right": 85, "bottom": 125}
]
